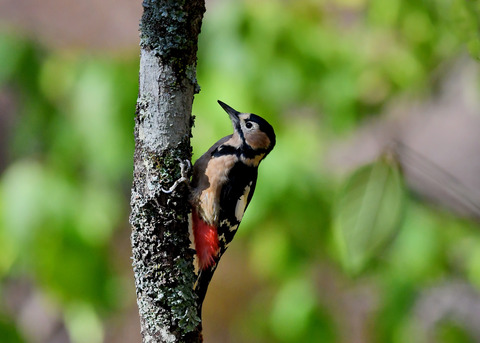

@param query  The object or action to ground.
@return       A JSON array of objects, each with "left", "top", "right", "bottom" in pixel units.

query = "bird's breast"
[{"left": 197, "top": 154, "right": 238, "bottom": 225}]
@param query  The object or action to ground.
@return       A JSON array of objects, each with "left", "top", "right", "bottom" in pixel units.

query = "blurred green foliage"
[
  {"left": 334, "top": 154, "right": 405, "bottom": 274},
  {"left": 0, "top": 0, "right": 480, "bottom": 342},
  {"left": 0, "top": 33, "right": 138, "bottom": 343}
]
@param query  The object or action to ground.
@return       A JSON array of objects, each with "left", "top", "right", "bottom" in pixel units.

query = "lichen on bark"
[
  {"left": 130, "top": 0, "right": 206, "bottom": 342},
  {"left": 140, "top": 0, "right": 205, "bottom": 79}
]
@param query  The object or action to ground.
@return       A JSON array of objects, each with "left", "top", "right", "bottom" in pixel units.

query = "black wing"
[{"left": 217, "top": 162, "right": 258, "bottom": 252}]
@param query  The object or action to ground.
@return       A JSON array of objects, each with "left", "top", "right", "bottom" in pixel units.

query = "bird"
[{"left": 190, "top": 100, "right": 276, "bottom": 303}]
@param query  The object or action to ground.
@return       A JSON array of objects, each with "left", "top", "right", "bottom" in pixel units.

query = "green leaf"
[{"left": 334, "top": 155, "right": 406, "bottom": 274}]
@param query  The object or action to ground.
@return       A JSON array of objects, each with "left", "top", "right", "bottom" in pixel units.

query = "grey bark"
[{"left": 130, "top": 1, "right": 205, "bottom": 342}]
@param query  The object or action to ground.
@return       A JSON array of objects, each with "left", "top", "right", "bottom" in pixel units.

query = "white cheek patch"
[{"left": 235, "top": 184, "right": 251, "bottom": 222}]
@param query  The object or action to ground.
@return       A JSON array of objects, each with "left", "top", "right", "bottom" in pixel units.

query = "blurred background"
[{"left": 1, "top": 0, "right": 480, "bottom": 342}]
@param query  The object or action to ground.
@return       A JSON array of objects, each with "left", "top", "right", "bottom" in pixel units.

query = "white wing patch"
[{"left": 235, "top": 183, "right": 251, "bottom": 222}]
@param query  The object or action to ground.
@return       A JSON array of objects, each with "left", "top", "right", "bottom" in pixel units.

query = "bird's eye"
[{"left": 245, "top": 122, "right": 253, "bottom": 129}]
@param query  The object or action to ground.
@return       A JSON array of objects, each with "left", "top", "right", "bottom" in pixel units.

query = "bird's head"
[{"left": 218, "top": 100, "right": 276, "bottom": 160}]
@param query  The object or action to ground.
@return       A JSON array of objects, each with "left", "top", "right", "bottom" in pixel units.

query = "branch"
[{"left": 130, "top": 1, "right": 205, "bottom": 342}]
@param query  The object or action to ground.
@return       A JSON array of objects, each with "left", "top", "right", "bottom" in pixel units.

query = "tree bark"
[{"left": 130, "top": 1, "right": 205, "bottom": 342}]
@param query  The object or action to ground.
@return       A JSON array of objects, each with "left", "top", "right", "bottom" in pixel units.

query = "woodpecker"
[{"left": 191, "top": 100, "right": 275, "bottom": 301}]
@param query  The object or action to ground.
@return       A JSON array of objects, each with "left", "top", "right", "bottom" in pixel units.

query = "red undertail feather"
[{"left": 192, "top": 209, "right": 219, "bottom": 270}]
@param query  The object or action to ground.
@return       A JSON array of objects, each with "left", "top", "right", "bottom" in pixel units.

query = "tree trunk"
[{"left": 129, "top": 1, "right": 205, "bottom": 342}]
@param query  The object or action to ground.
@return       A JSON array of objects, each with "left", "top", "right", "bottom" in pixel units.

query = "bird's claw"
[{"left": 160, "top": 158, "right": 191, "bottom": 194}]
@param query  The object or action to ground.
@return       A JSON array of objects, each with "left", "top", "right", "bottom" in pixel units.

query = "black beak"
[{"left": 218, "top": 100, "right": 240, "bottom": 125}]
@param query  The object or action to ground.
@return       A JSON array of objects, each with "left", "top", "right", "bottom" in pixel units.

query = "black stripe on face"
[
  {"left": 212, "top": 143, "right": 271, "bottom": 161},
  {"left": 235, "top": 122, "right": 246, "bottom": 143},
  {"left": 212, "top": 145, "right": 239, "bottom": 157},
  {"left": 242, "top": 146, "right": 270, "bottom": 159}
]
